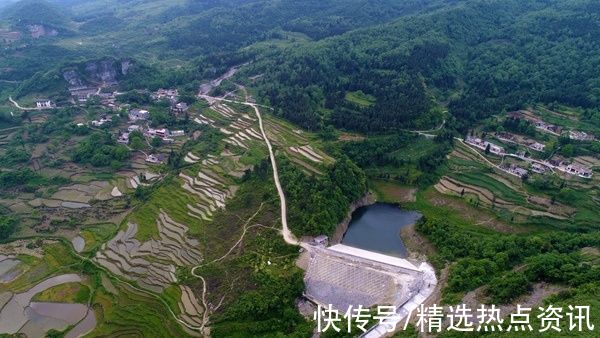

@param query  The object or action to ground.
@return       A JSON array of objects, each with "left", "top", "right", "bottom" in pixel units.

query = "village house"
[
  {"left": 569, "top": 130, "right": 595, "bottom": 141},
  {"left": 534, "top": 120, "right": 563, "bottom": 135},
  {"left": 466, "top": 136, "right": 505, "bottom": 155},
  {"left": 152, "top": 89, "right": 178, "bottom": 102},
  {"left": 171, "top": 102, "right": 189, "bottom": 114},
  {"left": 505, "top": 165, "right": 528, "bottom": 178},
  {"left": 548, "top": 156, "right": 567, "bottom": 167},
  {"left": 565, "top": 163, "right": 593, "bottom": 179},
  {"left": 35, "top": 99, "right": 53, "bottom": 109},
  {"left": 145, "top": 128, "right": 170, "bottom": 139},
  {"left": 531, "top": 163, "right": 547, "bottom": 174},
  {"left": 128, "top": 109, "right": 150, "bottom": 121},
  {"left": 170, "top": 130, "right": 185, "bottom": 137},
  {"left": 527, "top": 142, "right": 546, "bottom": 152},
  {"left": 117, "top": 132, "right": 130, "bottom": 144},
  {"left": 145, "top": 154, "right": 165, "bottom": 164}
]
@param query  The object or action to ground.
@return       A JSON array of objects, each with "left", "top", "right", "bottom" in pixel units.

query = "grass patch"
[
  {"left": 80, "top": 223, "right": 118, "bottom": 253},
  {"left": 239, "top": 143, "right": 268, "bottom": 166},
  {"left": 345, "top": 90, "right": 376, "bottom": 107},
  {"left": 371, "top": 179, "right": 416, "bottom": 203},
  {"left": 128, "top": 176, "right": 205, "bottom": 241},
  {"left": 33, "top": 282, "right": 90, "bottom": 303}
]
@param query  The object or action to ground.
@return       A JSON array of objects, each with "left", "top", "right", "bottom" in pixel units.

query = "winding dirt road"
[{"left": 200, "top": 94, "right": 300, "bottom": 246}]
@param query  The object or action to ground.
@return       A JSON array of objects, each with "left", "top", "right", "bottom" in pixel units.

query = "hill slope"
[{"left": 249, "top": 0, "right": 600, "bottom": 132}]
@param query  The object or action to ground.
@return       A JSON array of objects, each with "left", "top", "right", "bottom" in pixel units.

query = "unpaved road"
[{"left": 200, "top": 94, "right": 301, "bottom": 246}]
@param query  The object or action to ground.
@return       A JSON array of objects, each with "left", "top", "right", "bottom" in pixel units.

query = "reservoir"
[{"left": 341, "top": 203, "right": 422, "bottom": 258}]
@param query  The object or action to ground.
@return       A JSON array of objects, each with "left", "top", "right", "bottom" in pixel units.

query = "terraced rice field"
[
  {"left": 94, "top": 211, "right": 203, "bottom": 293},
  {"left": 177, "top": 285, "right": 204, "bottom": 328}
]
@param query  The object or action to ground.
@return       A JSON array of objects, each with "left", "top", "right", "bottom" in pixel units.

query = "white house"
[{"left": 36, "top": 99, "right": 53, "bottom": 109}]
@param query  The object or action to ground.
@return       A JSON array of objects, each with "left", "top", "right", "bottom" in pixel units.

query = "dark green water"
[{"left": 341, "top": 203, "right": 422, "bottom": 258}]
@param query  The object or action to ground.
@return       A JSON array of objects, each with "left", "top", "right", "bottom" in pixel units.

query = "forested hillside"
[
  {"left": 0, "top": 0, "right": 453, "bottom": 90},
  {"left": 249, "top": 0, "right": 600, "bottom": 133}
]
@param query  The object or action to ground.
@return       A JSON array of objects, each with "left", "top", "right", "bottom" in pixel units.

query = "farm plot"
[
  {"left": 94, "top": 210, "right": 203, "bottom": 293},
  {"left": 0, "top": 274, "right": 92, "bottom": 337},
  {"left": 435, "top": 175, "right": 572, "bottom": 220},
  {"left": 177, "top": 285, "right": 204, "bottom": 329},
  {"left": 179, "top": 158, "right": 237, "bottom": 221}
]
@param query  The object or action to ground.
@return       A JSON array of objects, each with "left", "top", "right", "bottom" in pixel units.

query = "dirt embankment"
[{"left": 330, "top": 192, "right": 376, "bottom": 244}]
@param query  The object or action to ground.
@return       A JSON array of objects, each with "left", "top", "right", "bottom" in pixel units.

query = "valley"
[{"left": 0, "top": 0, "right": 599, "bottom": 337}]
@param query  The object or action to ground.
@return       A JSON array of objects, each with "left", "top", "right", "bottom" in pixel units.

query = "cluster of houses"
[
  {"left": 548, "top": 157, "right": 593, "bottom": 179},
  {"left": 70, "top": 87, "right": 122, "bottom": 111},
  {"left": 116, "top": 108, "right": 185, "bottom": 145},
  {"left": 465, "top": 136, "right": 505, "bottom": 155},
  {"left": 467, "top": 133, "right": 594, "bottom": 179},
  {"left": 569, "top": 130, "right": 595, "bottom": 141},
  {"left": 507, "top": 110, "right": 563, "bottom": 135},
  {"left": 496, "top": 132, "right": 546, "bottom": 152},
  {"left": 534, "top": 120, "right": 563, "bottom": 135},
  {"left": 151, "top": 88, "right": 190, "bottom": 115},
  {"left": 500, "top": 158, "right": 592, "bottom": 179},
  {"left": 507, "top": 110, "right": 597, "bottom": 141},
  {"left": 70, "top": 87, "right": 98, "bottom": 103}
]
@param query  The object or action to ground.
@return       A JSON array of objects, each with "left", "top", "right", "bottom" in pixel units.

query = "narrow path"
[
  {"left": 190, "top": 203, "right": 266, "bottom": 331},
  {"left": 251, "top": 103, "right": 300, "bottom": 246}
]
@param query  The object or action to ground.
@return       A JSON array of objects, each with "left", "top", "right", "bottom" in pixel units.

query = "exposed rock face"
[
  {"left": 85, "top": 60, "right": 118, "bottom": 84},
  {"left": 63, "top": 69, "right": 85, "bottom": 88},
  {"left": 121, "top": 60, "right": 132, "bottom": 75},
  {"left": 62, "top": 59, "right": 133, "bottom": 89}
]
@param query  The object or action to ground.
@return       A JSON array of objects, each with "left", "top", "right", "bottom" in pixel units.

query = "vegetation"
[
  {"left": 280, "top": 156, "right": 367, "bottom": 236},
  {"left": 417, "top": 215, "right": 600, "bottom": 304},
  {"left": 72, "top": 132, "right": 129, "bottom": 168},
  {"left": 0, "top": 168, "right": 68, "bottom": 192},
  {"left": 0, "top": 216, "right": 16, "bottom": 240},
  {"left": 0, "top": 0, "right": 599, "bottom": 336}
]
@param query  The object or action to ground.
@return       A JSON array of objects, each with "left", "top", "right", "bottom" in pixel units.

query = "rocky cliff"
[{"left": 62, "top": 59, "right": 133, "bottom": 89}]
